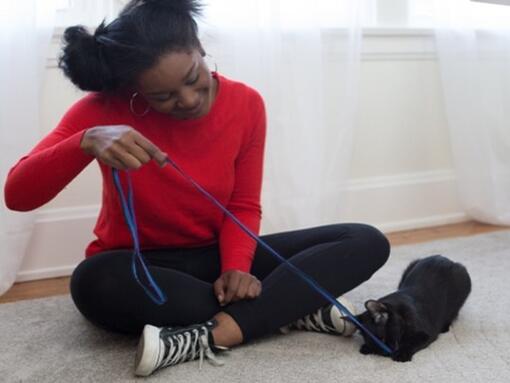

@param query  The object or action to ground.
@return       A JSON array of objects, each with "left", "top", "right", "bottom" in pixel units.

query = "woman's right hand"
[{"left": 80, "top": 125, "right": 167, "bottom": 170}]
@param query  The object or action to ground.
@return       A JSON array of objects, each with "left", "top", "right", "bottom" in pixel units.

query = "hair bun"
[
  {"left": 58, "top": 24, "right": 112, "bottom": 92},
  {"left": 58, "top": 0, "right": 204, "bottom": 93}
]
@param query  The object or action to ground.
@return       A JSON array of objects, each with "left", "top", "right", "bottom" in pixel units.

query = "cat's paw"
[
  {"left": 392, "top": 351, "right": 413, "bottom": 362},
  {"left": 360, "top": 344, "right": 373, "bottom": 355}
]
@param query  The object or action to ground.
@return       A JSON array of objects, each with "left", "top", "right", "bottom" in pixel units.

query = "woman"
[{"left": 4, "top": 0, "right": 390, "bottom": 377}]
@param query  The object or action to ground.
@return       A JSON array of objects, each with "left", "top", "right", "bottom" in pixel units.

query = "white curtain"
[
  {"left": 0, "top": 1, "right": 57, "bottom": 295},
  {"left": 201, "top": 0, "right": 363, "bottom": 232},
  {"left": 53, "top": 0, "right": 128, "bottom": 26},
  {"left": 434, "top": 0, "right": 510, "bottom": 225}
]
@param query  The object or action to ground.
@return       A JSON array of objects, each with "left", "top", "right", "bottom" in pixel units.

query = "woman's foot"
[
  {"left": 280, "top": 296, "right": 357, "bottom": 336},
  {"left": 134, "top": 319, "right": 229, "bottom": 377}
]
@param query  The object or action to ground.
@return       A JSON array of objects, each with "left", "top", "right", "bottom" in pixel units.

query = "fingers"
[
  {"left": 224, "top": 272, "right": 241, "bottom": 305},
  {"left": 247, "top": 279, "right": 262, "bottom": 299},
  {"left": 133, "top": 132, "right": 168, "bottom": 167},
  {"left": 103, "top": 152, "right": 128, "bottom": 170},
  {"left": 125, "top": 142, "right": 152, "bottom": 165},
  {"left": 228, "top": 276, "right": 260, "bottom": 302},
  {"left": 85, "top": 125, "right": 168, "bottom": 170},
  {"left": 213, "top": 277, "right": 228, "bottom": 306},
  {"left": 109, "top": 142, "right": 144, "bottom": 169},
  {"left": 214, "top": 271, "right": 261, "bottom": 307},
  {"left": 237, "top": 275, "right": 253, "bottom": 299}
]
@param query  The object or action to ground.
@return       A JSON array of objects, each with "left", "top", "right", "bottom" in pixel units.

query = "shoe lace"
[
  {"left": 160, "top": 325, "right": 228, "bottom": 371},
  {"left": 294, "top": 309, "right": 335, "bottom": 333}
]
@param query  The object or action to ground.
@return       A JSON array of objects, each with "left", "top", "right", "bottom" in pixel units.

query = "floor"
[{"left": 0, "top": 220, "right": 508, "bottom": 305}]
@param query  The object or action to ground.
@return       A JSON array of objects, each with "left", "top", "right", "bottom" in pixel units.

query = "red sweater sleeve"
[
  {"left": 4, "top": 96, "right": 100, "bottom": 211},
  {"left": 218, "top": 93, "right": 266, "bottom": 273}
]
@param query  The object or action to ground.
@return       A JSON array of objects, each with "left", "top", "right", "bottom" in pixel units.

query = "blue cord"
[
  {"left": 111, "top": 169, "right": 167, "bottom": 305},
  {"left": 111, "top": 159, "right": 393, "bottom": 356}
]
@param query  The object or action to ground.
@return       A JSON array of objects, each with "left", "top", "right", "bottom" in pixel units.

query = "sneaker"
[
  {"left": 134, "top": 318, "right": 229, "bottom": 377},
  {"left": 280, "top": 296, "right": 357, "bottom": 337}
]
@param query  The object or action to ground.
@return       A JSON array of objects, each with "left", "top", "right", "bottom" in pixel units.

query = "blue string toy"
[
  {"left": 112, "top": 169, "right": 168, "bottom": 305},
  {"left": 111, "top": 157, "right": 393, "bottom": 356}
]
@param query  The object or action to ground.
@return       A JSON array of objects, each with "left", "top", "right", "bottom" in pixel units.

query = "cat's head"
[{"left": 354, "top": 299, "right": 427, "bottom": 356}]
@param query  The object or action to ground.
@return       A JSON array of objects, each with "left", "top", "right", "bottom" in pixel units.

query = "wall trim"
[
  {"left": 346, "top": 169, "right": 455, "bottom": 191},
  {"left": 33, "top": 170, "right": 458, "bottom": 224},
  {"left": 19, "top": 169, "right": 464, "bottom": 282},
  {"left": 16, "top": 265, "right": 77, "bottom": 283},
  {"left": 378, "top": 212, "right": 468, "bottom": 233},
  {"left": 17, "top": 216, "right": 469, "bottom": 283},
  {"left": 33, "top": 170, "right": 455, "bottom": 222},
  {"left": 36, "top": 205, "right": 100, "bottom": 223}
]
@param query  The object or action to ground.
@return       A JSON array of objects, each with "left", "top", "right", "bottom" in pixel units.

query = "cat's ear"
[
  {"left": 365, "top": 300, "right": 388, "bottom": 313},
  {"left": 365, "top": 300, "right": 389, "bottom": 325}
]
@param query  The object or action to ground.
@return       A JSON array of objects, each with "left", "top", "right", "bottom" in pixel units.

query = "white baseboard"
[
  {"left": 377, "top": 212, "right": 468, "bottom": 233},
  {"left": 36, "top": 205, "right": 100, "bottom": 223},
  {"left": 15, "top": 265, "right": 78, "bottom": 283},
  {"left": 16, "top": 169, "right": 464, "bottom": 282},
  {"left": 338, "top": 169, "right": 465, "bottom": 232},
  {"left": 16, "top": 206, "right": 99, "bottom": 283}
]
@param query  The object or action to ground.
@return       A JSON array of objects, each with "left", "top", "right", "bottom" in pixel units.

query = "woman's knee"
[
  {"left": 71, "top": 252, "right": 123, "bottom": 301},
  {"left": 70, "top": 256, "right": 98, "bottom": 309},
  {"left": 347, "top": 223, "right": 391, "bottom": 270},
  {"left": 70, "top": 251, "right": 134, "bottom": 333}
]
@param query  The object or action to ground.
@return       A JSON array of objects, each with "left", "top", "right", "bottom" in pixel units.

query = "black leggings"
[{"left": 70, "top": 223, "right": 390, "bottom": 343}]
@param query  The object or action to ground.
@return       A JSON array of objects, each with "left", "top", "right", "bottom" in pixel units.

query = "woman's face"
[{"left": 136, "top": 49, "right": 216, "bottom": 120}]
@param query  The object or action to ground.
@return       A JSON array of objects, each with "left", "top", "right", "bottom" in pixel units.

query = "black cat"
[{"left": 354, "top": 255, "right": 471, "bottom": 362}]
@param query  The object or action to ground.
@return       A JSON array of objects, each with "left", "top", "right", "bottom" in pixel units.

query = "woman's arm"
[{"left": 3, "top": 96, "right": 101, "bottom": 211}]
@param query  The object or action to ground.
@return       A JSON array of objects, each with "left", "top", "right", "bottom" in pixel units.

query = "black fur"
[{"left": 354, "top": 255, "right": 471, "bottom": 362}]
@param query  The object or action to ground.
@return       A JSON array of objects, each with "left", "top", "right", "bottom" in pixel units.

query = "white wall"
[{"left": 15, "top": 29, "right": 466, "bottom": 282}]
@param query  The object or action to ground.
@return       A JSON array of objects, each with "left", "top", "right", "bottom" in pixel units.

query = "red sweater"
[{"left": 4, "top": 73, "right": 266, "bottom": 273}]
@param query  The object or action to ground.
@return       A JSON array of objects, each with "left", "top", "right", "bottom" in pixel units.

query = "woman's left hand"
[{"left": 213, "top": 270, "right": 262, "bottom": 306}]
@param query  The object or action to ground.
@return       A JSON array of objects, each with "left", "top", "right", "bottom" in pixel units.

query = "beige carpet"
[{"left": 1, "top": 230, "right": 510, "bottom": 382}]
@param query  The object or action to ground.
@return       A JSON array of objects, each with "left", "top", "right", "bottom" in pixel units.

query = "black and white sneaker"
[
  {"left": 134, "top": 318, "right": 229, "bottom": 377},
  {"left": 280, "top": 296, "right": 357, "bottom": 337}
]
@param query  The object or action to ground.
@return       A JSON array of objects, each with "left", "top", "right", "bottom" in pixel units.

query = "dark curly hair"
[{"left": 58, "top": 0, "right": 204, "bottom": 93}]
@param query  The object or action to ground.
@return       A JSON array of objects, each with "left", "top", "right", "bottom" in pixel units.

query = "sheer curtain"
[
  {"left": 0, "top": 1, "right": 57, "bottom": 295},
  {"left": 433, "top": 0, "right": 510, "bottom": 225},
  {"left": 201, "top": 0, "right": 363, "bottom": 233}
]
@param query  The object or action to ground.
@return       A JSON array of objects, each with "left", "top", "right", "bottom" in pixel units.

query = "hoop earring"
[
  {"left": 205, "top": 52, "right": 218, "bottom": 74},
  {"left": 130, "top": 92, "right": 150, "bottom": 117}
]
